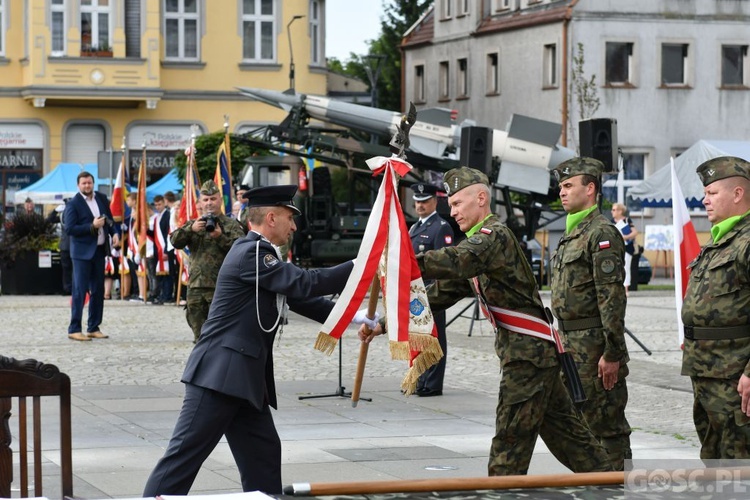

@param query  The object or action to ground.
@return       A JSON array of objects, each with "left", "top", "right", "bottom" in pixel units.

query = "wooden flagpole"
[
  {"left": 118, "top": 139, "right": 127, "bottom": 300},
  {"left": 286, "top": 471, "right": 625, "bottom": 496},
  {"left": 351, "top": 276, "right": 380, "bottom": 407}
]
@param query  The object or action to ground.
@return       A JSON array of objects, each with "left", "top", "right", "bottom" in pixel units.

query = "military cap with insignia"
[
  {"left": 200, "top": 179, "right": 220, "bottom": 195},
  {"left": 442, "top": 166, "right": 490, "bottom": 196},
  {"left": 411, "top": 183, "right": 439, "bottom": 201},
  {"left": 552, "top": 157, "right": 604, "bottom": 183},
  {"left": 696, "top": 156, "right": 750, "bottom": 187},
  {"left": 242, "top": 185, "right": 301, "bottom": 215}
]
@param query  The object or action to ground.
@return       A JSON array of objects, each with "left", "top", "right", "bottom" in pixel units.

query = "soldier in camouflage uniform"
[
  {"left": 360, "top": 167, "right": 611, "bottom": 476},
  {"left": 681, "top": 156, "right": 750, "bottom": 459},
  {"left": 170, "top": 180, "right": 245, "bottom": 342},
  {"left": 549, "top": 157, "right": 631, "bottom": 470}
]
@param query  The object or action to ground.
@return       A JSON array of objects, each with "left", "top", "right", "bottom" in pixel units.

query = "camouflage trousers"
[
  {"left": 577, "top": 363, "right": 632, "bottom": 470},
  {"left": 186, "top": 287, "right": 215, "bottom": 342},
  {"left": 692, "top": 377, "right": 750, "bottom": 459},
  {"left": 489, "top": 362, "right": 612, "bottom": 476}
]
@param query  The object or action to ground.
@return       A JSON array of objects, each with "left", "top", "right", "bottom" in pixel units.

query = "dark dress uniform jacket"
[
  {"left": 182, "top": 231, "right": 354, "bottom": 410},
  {"left": 410, "top": 212, "right": 453, "bottom": 257}
]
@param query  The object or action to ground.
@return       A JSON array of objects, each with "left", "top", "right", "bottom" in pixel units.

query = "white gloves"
[{"left": 352, "top": 309, "right": 380, "bottom": 329}]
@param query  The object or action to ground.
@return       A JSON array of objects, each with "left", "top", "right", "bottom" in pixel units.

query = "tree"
[
  {"left": 328, "top": 1, "right": 431, "bottom": 112},
  {"left": 567, "top": 42, "right": 601, "bottom": 150},
  {"left": 173, "top": 131, "right": 268, "bottom": 188}
]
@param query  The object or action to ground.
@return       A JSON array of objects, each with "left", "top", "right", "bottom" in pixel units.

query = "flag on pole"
[
  {"left": 109, "top": 154, "right": 128, "bottom": 222},
  {"left": 214, "top": 140, "right": 232, "bottom": 215},
  {"left": 178, "top": 141, "right": 201, "bottom": 226},
  {"left": 135, "top": 148, "right": 149, "bottom": 257},
  {"left": 671, "top": 158, "right": 701, "bottom": 346},
  {"left": 313, "top": 155, "right": 442, "bottom": 395}
]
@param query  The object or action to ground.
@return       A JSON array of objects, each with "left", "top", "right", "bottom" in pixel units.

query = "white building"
[{"left": 402, "top": 0, "right": 750, "bottom": 219}]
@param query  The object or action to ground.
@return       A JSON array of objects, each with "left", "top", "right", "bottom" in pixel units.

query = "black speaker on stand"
[
  {"left": 579, "top": 118, "right": 618, "bottom": 173},
  {"left": 460, "top": 126, "right": 493, "bottom": 176}
]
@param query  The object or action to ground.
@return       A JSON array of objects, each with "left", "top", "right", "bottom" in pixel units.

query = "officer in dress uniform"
[
  {"left": 143, "top": 185, "right": 377, "bottom": 496},
  {"left": 409, "top": 183, "right": 454, "bottom": 396}
]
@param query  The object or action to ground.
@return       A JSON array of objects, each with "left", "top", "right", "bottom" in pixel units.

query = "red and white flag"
[
  {"left": 671, "top": 158, "right": 701, "bottom": 346},
  {"left": 109, "top": 155, "right": 128, "bottom": 222},
  {"left": 314, "top": 155, "right": 442, "bottom": 394}
]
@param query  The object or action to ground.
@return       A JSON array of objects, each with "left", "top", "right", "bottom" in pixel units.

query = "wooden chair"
[{"left": 0, "top": 356, "right": 73, "bottom": 498}]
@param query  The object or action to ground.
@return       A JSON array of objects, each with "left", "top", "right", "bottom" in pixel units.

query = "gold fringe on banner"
[
  {"left": 314, "top": 332, "right": 339, "bottom": 355},
  {"left": 390, "top": 334, "right": 444, "bottom": 395}
]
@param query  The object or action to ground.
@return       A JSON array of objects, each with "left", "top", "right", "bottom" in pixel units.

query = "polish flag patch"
[
  {"left": 445, "top": 235, "right": 453, "bottom": 245},
  {"left": 480, "top": 228, "right": 492, "bottom": 235},
  {"left": 598, "top": 240, "right": 611, "bottom": 249}
]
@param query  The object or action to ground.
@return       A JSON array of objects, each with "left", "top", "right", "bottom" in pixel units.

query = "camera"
[{"left": 201, "top": 214, "right": 217, "bottom": 232}]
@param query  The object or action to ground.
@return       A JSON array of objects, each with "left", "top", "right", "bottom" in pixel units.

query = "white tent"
[
  {"left": 629, "top": 140, "right": 750, "bottom": 207},
  {"left": 14, "top": 163, "right": 99, "bottom": 204}
]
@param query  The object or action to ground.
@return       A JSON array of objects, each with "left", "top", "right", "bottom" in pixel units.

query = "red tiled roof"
[
  {"left": 402, "top": 9, "right": 435, "bottom": 48},
  {"left": 474, "top": 5, "right": 569, "bottom": 36}
]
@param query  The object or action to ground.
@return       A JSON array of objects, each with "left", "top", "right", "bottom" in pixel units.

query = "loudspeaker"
[
  {"left": 460, "top": 126, "right": 493, "bottom": 175},
  {"left": 579, "top": 118, "right": 618, "bottom": 173}
]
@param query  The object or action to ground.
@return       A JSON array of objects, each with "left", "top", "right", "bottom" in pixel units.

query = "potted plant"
[{"left": 0, "top": 211, "right": 61, "bottom": 294}]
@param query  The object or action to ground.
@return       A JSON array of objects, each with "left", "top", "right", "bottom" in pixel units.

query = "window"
[
  {"left": 721, "top": 44, "right": 748, "bottom": 87},
  {"left": 414, "top": 64, "right": 425, "bottom": 102},
  {"left": 457, "top": 58, "right": 468, "bottom": 97},
  {"left": 309, "top": 0, "right": 322, "bottom": 65},
  {"left": 164, "top": 0, "right": 199, "bottom": 60},
  {"left": 495, "top": 0, "right": 512, "bottom": 11},
  {"left": 605, "top": 41, "right": 634, "bottom": 86},
  {"left": 441, "top": 0, "right": 452, "bottom": 19},
  {"left": 661, "top": 43, "right": 689, "bottom": 86},
  {"left": 487, "top": 52, "right": 499, "bottom": 94},
  {"left": 80, "top": 0, "right": 112, "bottom": 52},
  {"left": 439, "top": 61, "right": 450, "bottom": 100},
  {"left": 604, "top": 152, "right": 646, "bottom": 214},
  {"left": 51, "top": 0, "right": 66, "bottom": 55},
  {"left": 543, "top": 43, "right": 557, "bottom": 88},
  {"left": 242, "top": 0, "right": 275, "bottom": 62},
  {"left": 458, "top": 0, "right": 469, "bottom": 16}
]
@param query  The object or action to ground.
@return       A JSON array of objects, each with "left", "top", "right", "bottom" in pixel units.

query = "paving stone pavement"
[{"left": 0, "top": 288, "right": 700, "bottom": 498}]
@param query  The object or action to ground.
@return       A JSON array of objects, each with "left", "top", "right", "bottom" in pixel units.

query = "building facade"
[
  {"left": 401, "top": 0, "right": 750, "bottom": 218},
  {"left": 0, "top": 0, "right": 327, "bottom": 212}
]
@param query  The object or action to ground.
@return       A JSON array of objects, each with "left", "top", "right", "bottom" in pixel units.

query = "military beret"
[
  {"left": 242, "top": 185, "right": 301, "bottom": 215},
  {"left": 200, "top": 179, "right": 220, "bottom": 196},
  {"left": 411, "top": 183, "right": 438, "bottom": 201},
  {"left": 696, "top": 156, "right": 750, "bottom": 187},
  {"left": 552, "top": 157, "right": 604, "bottom": 183},
  {"left": 442, "top": 167, "right": 489, "bottom": 196},
  {"left": 237, "top": 184, "right": 251, "bottom": 192}
]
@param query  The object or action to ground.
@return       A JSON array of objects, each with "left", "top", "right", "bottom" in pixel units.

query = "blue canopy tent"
[
  {"left": 629, "top": 140, "right": 750, "bottom": 208},
  {"left": 13, "top": 163, "right": 103, "bottom": 204},
  {"left": 145, "top": 168, "right": 182, "bottom": 203}
]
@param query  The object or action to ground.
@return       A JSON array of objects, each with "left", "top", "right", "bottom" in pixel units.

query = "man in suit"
[
  {"left": 64, "top": 171, "right": 120, "bottom": 341},
  {"left": 410, "top": 183, "right": 454, "bottom": 396},
  {"left": 143, "top": 185, "right": 376, "bottom": 496}
]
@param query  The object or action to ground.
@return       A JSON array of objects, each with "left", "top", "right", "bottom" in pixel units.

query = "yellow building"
[{"left": 0, "top": 0, "right": 327, "bottom": 212}]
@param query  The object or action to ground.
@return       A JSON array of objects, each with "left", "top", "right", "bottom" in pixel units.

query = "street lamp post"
[{"left": 287, "top": 15, "right": 305, "bottom": 91}]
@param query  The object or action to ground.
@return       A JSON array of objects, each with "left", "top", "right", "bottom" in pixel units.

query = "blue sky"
[{"left": 326, "top": 0, "right": 387, "bottom": 61}]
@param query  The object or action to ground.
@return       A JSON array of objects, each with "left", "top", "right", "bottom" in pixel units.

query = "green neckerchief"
[
  {"left": 565, "top": 205, "right": 598, "bottom": 234},
  {"left": 711, "top": 209, "right": 750, "bottom": 242},
  {"left": 466, "top": 214, "right": 493, "bottom": 237}
]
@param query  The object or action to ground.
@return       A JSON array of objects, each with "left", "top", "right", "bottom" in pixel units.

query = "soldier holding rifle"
[{"left": 361, "top": 166, "right": 612, "bottom": 475}]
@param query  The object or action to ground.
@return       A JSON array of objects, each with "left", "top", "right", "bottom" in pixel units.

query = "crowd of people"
[{"left": 17, "top": 151, "right": 750, "bottom": 493}]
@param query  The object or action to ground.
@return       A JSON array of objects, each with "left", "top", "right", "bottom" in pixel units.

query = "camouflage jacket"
[
  {"left": 550, "top": 209, "right": 629, "bottom": 369},
  {"left": 417, "top": 214, "right": 558, "bottom": 371},
  {"left": 682, "top": 215, "right": 750, "bottom": 379},
  {"left": 170, "top": 214, "right": 245, "bottom": 288}
]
